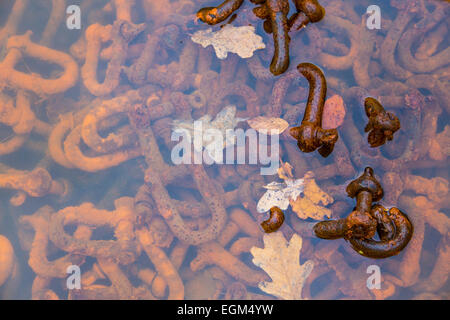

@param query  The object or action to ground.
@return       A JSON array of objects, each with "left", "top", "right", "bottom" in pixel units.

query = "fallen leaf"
[
  {"left": 290, "top": 197, "right": 331, "bottom": 220},
  {"left": 322, "top": 94, "right": 346, "bottom": 129},
  {"left": 247, "top": 116, "right": 289, "bottom": 135},
  {"left": 191, "top": 25, "right": 265, "bottom": 60},
  {"left": 250, "top": 232, "right": 314, "bottom": 300},
  {"left": 257, "top": 178, "right": 304, "bottom": 213},
  {"left": 290, "top": 171, "right": 333, "bottom": 220}
]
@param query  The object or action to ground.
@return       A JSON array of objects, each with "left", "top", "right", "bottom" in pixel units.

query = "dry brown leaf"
[
  {"left": 250, "top": 232, "right": 314, "bottom": 300},
  {"left": 247, "top": 116, "right": 289, "bottom": 135},
  {"left": 322, "top": 94, "right": 346, "bottom": 129},
  {"left": 290, "top": 171, "right": 333, "bottom": 220}
]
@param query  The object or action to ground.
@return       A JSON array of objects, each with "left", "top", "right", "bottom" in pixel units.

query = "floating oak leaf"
[
  {"left": 250, "top": 232, "right": 314, "bottom": 300},
  {"left": 191, "top": 25, "right": 265, "bottom": 60},
  {"left": 257, "top": 178, "right": 305, "bottom": 213},
  {"left": 290, "top": 171, "right": 333, "bottom": 220},
  {"left": 247, "top": 117, "right": 289, "bottom": 135},
  {"left": 322, "top": 94, "right": 346, "bottom": 130}
]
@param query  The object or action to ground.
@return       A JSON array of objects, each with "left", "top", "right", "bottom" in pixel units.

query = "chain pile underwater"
[{"left": 0, "top": 0, "right": 449, "bottom": 299}]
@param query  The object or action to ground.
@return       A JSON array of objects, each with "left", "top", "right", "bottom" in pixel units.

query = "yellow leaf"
[
  {"left": 247, "top": 116, "right": 289, "bottom": 135},
  {"left": 290, "top": 171, "right": 333, "bottom": 220},
  {"left": 250, "top": 232, "right": 314, "bottom": 300},
  {"left": 290, "top": 197, "right": 331, "bottom": 220}
]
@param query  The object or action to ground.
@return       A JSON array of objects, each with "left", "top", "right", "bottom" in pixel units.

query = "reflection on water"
[{"left": 0, "top": 0, "right": 449, "bottom": 300}]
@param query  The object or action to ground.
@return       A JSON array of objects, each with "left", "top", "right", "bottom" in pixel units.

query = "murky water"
[{"left": 0, "top": 0, "right": 449, "bottom": 300}]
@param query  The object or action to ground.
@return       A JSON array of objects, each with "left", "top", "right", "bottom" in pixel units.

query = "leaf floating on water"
[
  {"left": 257, "top": 178, "right": 304, "bottom": 213},
  {"left": 290, "top": 171, "right": 334, "bottom": 220},
  {"left": 257, "top": 182, "right": 291, "bottom": 212},
  {"left": 250, "top": 232, "right": 314, "bottom": 300},
  {"left": 290, "top": 196, "right": 332, "bottom": 220},
  {"left": 247, "top": 116, "right": 289, "bottom": 135},
  {"left": 322, "top": 94, "right": 346, "bottom": 130},
  {"left": 191, "top": 25, "right": 266, "bottom": 60},
  {"left": 257, "top": 169, "right": 332, "bottom": 220}
]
